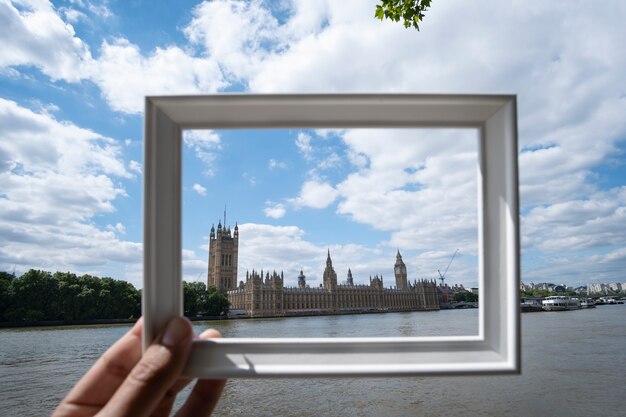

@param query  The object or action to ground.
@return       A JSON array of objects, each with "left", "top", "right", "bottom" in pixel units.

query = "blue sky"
[{"left": 1, "top": 0, "right": 625, "bottom": 289}]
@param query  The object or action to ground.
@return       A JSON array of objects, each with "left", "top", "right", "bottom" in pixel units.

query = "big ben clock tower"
[{"left": 394, "top": 250, "right": 408, "bottom": 290}]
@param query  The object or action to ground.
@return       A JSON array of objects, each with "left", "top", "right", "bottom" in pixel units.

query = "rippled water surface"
[{"left": 1, "top": 306, "right": 624, "bottom": 416}]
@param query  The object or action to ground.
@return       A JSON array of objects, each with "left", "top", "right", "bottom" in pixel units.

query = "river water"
[{"left": 1, "top": 306, "right": 624, "bottom": 416}]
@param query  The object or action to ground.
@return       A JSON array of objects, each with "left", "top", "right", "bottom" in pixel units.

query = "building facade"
[
  {"left": 207, "top": 221, "right": 239, "bottom": 291},
  {"left": 208, "top": 222, "right": 439, "bottom": 317}
]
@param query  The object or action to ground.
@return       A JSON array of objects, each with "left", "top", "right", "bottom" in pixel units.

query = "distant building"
[
  {"left": 587, "top": 283, "right": 607, "bottom": 295},
  {"left": 587, "top": 282, "right": 626, "bottom": 295},
  {"left": 207, "top": 220, "right": 439, "bottom": 318}
]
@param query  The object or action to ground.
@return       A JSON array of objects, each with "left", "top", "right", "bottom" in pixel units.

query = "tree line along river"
[{"left": 1, "top": 306, "right": 625, "bottom": 416}]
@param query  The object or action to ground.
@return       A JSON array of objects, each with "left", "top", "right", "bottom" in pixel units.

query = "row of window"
[
  {"left": 231, "top": 298, "right": 435, "bottom": 311},
  {"left": 220, "top": 254, "right": 233, "bottom": 266}
]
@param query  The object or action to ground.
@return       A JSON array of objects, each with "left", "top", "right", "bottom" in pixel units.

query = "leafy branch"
[{"left": 375, "top": 0, "right": 432, "bottom": 31}]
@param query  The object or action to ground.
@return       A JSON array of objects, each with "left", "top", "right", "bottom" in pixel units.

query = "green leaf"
[{"left": 375, "top": 5, "right": 384, "bottom": 20}]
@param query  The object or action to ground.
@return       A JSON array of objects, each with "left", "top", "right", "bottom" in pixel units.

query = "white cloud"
[
  {"left": 264, "top": 201, "right": 286, "bottom": 219},
  {"left": 0, "top": 99, "right": 140, "bottom": 280},
  {"left": 289, "top": 180, "right": 338, "bottom": 209},
  {"left": 0, "top": 0, "right": 92, "bottom": 81},
  {"left": 0, "top": 2, "right": 227, "bottom": 114},
  {"left": 333, "top": 129, "right": 479, "bottom": 252},
  {"left": 128, "top": 160, "right": 142, "bottom": 175},
  {"left": 60, "top": 7, "right": 88, "bottom": 23},
  {"left": 293, "top": 130, "right": 343, "bottom": 179},
  {"left": 295, "top": 132, "right": 313, "bottom": 160},
  {"left": 522, "top": 187, "right": 626, "bottom": 253},
  {"left": 317, "top": 152, "right": 341, "bottom": 170},
  {"left": 184, "top": 0, "right": 282, "bottom": 82},
  {"left": 86, "top": 1, "right": 112, "bottom": 19},
  {"left": 106, "top": 222, "right": 126, "bottom": 235},
  {"left": 91, "top": 38, "right": 226, "bottom": 114},
  {"left": 193, "top": 183, "right": 207, "bottom": 196},
  {"left": 184, "top": 130, "right": 221, "bottom": 148},
  {"left": 0, "top": 66, "right": 21, "bottom": 79},
  {"left": 0, "top": 98, "right": 129, "bottom": 179},
  {"left": 63, "top": 0, "right": 112, "bottom": 19},
  {"left": 183, "top": 130, "right": 221, "bottom": 176},
  {"left": 243, "top": 172, "right": 257, "bottom": 187},
  {"left": 236, "top": 223, "right": 321, "bottom": 284},
  {"left": 522, "top": 246, "right": 626, "bottom": 285},
  {"left": 268, "top": 158, "right": 287, "bottom": 169},
  {"left": 182, "top": 248, "right": 208, "bottom": 283}
]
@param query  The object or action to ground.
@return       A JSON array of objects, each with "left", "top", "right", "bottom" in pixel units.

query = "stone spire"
[{"left": 323, "top": 249, "right": 337, "bottom": 291}]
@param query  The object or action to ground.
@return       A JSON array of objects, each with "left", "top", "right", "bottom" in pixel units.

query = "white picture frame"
[{"left": 143, "top": 94, "right": 520, "bottom": 378}]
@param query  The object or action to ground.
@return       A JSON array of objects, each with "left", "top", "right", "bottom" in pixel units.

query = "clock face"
[{"left": 395, "top": 266, "right": 401, "bottom": 274}]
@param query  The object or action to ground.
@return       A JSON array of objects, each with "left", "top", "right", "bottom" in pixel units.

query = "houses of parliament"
[{"left": 208, "top": 220, "right": 440, "bottom": 318}]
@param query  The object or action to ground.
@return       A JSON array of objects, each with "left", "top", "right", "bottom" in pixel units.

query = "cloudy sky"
[{"left": 1, "top": 0, "right": 625, "bottom": 290}]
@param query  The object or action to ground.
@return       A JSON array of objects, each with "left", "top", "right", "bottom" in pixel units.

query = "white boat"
[
  {"left": 598, "top": 297, "right": 618, "bottom": 305},
  {"left": 542, "top": 296, "right": 581, "bottom": 311},
  {"left": 520, "top": 297, "right": 543, "bottom": 312},
  {"left": 579, "top": 298, "right": 596, "bottom": 308}
]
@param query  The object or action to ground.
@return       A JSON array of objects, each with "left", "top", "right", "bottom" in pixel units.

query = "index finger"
[{"left": 53, "top": 319, "right": 143, "bottom": 416}]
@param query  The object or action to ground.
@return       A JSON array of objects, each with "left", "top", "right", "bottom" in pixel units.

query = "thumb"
[{"left": 99, "top": 316, "right": 193, "bottom": 417}]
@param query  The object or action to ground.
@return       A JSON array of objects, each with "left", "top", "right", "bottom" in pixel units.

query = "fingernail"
[
  {"left": 161, "top": 317, "right": 190, "bottom": 347},
  {"left": 199, "top": 328, "right": 222, "bottom": 339}
]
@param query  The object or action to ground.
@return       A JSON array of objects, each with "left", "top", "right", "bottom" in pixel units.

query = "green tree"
[
  {"left": 453, "top": 292, "right": 467, "bottom": 302},
  {"left": 99, "top": 277, "right": 141, "bottom": 319},
  {"left": 55, "top": 271, "right": 81, "bottom": 320},
  {"left": 205, "top": 285, "right": 229, "bottom": 317},
  {"left": 6, "top": 269, "right": 60, "bottom": 321},
  {"left": 0, "top": 271, "right": 15, "bottom": 321},
  {"left": 522, "top": 289, "right": 553, "bottom": 298},
  {"left": 375, "top": 0, "right": 432, "bottom": 30},
  {"left": 2, "top": 270, "right": 141, "bottom": 322},
  {"left": 183, "top": 281, "right": 207, "bottom": 317},
  {"left": 183, "top": 282, "right": 229, "bottom": 317},
  {"left": 76, "top": 274, "right": 101, "bottom": 320},
  {"left": 466, "top": 292, "right": 478, "bottom": 303}
]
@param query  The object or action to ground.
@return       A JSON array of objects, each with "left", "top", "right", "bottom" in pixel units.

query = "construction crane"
[{"left": 438, "top": 249, "right": 459, "bottom": 286}]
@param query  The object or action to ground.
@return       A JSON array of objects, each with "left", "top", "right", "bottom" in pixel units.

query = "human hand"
[{"left": 52, "top": 317, "right": 226, "bottom": 417}]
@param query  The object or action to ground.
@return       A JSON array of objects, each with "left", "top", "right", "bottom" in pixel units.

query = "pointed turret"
[
  {"left": 323, "top": 249, "right": 337, "bottom": 292},
  {"left": 298, "top": 269, "right": 306, "bottom": 289}
]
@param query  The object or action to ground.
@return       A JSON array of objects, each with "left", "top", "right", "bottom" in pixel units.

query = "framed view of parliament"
[{"left": 143, "top": 94, "right": 520, "bottom": 377}]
